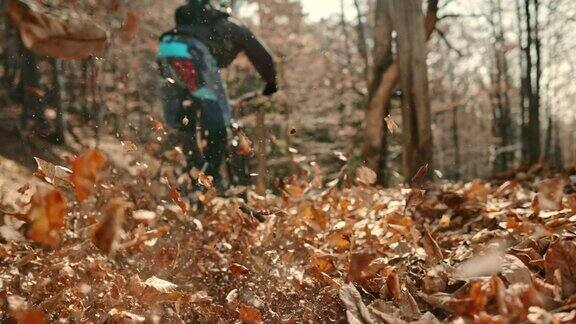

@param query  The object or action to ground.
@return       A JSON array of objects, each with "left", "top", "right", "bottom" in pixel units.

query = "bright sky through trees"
[{"left": 301, "top": 0, "right": 355, "bottom": 21}]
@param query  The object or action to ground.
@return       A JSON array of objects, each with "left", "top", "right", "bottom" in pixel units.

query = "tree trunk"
[
  {"left": 490, "top": 0, "right": 514, "bottom": 174},
  {"left": 363, "top": 0, "right": 394, "bottom": 183},
  {"left": 50, "top": 58, "right": 65, "bottom": 144},
  {"left": 21, "top": 48, "right": 45, "bottom": 130},
  {"left": 363, "top": 0, "right": 438, "bottom": 183},
  {"left": 353, "top": 0, "right": 370, "bottom": 83},
  {"left": 521, "top": 0, "right": 541, "bottom": 164},
  {"left": 516, "top": 0, "right": 530, "bottom": 162},
  {"left": 390, "top": 0, "right": 433, "bottom": 179}
]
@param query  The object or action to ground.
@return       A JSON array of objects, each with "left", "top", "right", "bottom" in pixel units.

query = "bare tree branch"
[{"left": 435, "top": 27, "right": 465, "bottom": 57}]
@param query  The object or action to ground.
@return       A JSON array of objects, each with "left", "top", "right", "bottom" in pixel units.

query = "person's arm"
[{"left": 230, "top": 19, "right": 277, "bottom": 95}]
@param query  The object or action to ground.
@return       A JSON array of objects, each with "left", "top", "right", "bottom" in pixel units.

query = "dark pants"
[{"left": 161, "top": 84, "right": 228, "bottom": 183}]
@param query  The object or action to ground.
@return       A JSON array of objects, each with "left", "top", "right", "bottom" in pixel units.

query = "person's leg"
[
  {"left": 161, "top": 84, "right": 203, "bottom": 172},
  {"left": 178, "top": 110, "right": 205, "bottom": 172},
  {"left": 203, "top": 127, "right": 228, "bottom": 184}
]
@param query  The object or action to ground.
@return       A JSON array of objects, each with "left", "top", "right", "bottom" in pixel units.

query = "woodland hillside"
[{"left": 1, "top": 0, "right": 576, "bottom": 323}]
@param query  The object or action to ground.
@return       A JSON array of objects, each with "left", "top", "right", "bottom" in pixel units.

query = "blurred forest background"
[
  {"left": 1, "top": 0, "right": 575, "bottom": 186},
  {"left": 3, "top": 1, "right": 576, "bottom": 323}
]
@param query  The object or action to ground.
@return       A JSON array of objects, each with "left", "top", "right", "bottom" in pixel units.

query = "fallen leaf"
[
  {"left": 149, "top": 116, "right": 165, "bottom": 133},
  {"left": 537, "top": 177, "right": 566, "bottom": 211},
  {"left": 120, "top": 11, "right": 139, "bottom": 42},
  {"left": 544, "top": 239, "right": 576, "bottom": 296},
  {"left": 384, "top": 115, "right": 399, "bottom": 134},
  {"left": 121, "top": 141, "right": 138, "bottom": 152},
  {"left": 422, "top": 229, "right": 443, "bottom": 265},
  {"left": 93, "top": 198, "right": 131, "bottom": 255},
  {"left": 386, "top": 270, "right": 401, "bottom": 301},
  {"left": 339, "top": 283, "right": 377, "bottom": 324},
  {"left": 70, "top": 149, "right": 107, "bottom": 202},
  {"left": 357, "top": 166, "right": 377, "bottom": 185},
  {"left": 411, "top": 164, "right": 429, "bottom": 183},
  {"left": 238, "top": 306, "right": 262, "bottom": 323},
  {"left": 144, "top": 276, "right": 178, "bottom": 293},
  {"left": 6, "top": 0, "right": 107, "bottom": 59},
  {"left": 237, "top": 131, "right": 253, "bottom": 157},
  {"left": 229, "top": 263, "right": 250, "bottom": 277},
  {"left": 197, "top": 173, "right": 213, "bottom": 190},
  {"left": 26, "top": 189, "right": 67, "bottom": 247},
  {"left": 465, "top": 180, "right": 489, "bottom": 201},
  {"left": 34, "top": 157, "right": 72, "bottom": 187},
  {"left": 169, "top": 186, "right": 189, "bottom": 213},
  {"left": 11, "top": 308, "right": 46, "bottom": 324},
  {"left": 500, "top": 254, "right": 532, "bottom": 285}
]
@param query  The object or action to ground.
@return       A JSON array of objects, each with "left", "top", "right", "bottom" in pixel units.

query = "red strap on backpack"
[{"left": 170, "top": 59, "right": 198, "bottom": 92}]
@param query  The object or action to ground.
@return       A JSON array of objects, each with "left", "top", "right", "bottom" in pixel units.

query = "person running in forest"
[{"left": 157, "top": 0, "right": 277, "bottom": 191}]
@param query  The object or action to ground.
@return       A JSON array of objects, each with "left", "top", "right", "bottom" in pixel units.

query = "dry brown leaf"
[
  {"left": 405, "top": 189, "right": 425, "bottom": 211},
  {"left": 565, "top": 194, "right": 576, "bottom": 213},
  {"left": 399, "top": 290, "right": 420, "bottom": 320},
  {"left": 238, "top": 306, "right": 262, "bottom": 323},
  {"left": 494, "top": 180, "right": 518, "bottom": 198},
  {"left": 121, "top": 141, "right": 138, "bottom": 152},
  {"left": 11, "top": 308, "right": 46, "bottom": 324},
  {"left": 70, "top": 149, "right": 107, "bottom": 202},
  {"left": 311, "top": 254, "right": 335, "bottom": 273},
  {"left": 465, "top": 180, "right": 489, "bottom": 202},
  {"left": 144, "top": 276, "right": 178, "bottom": 293},
  {"left": 537, "top": 177, "right": 566, "bottom": 211},
  {"left": 169, "top": 186, "right": 189, "bottom": 213},
  {"left": 93, "top": 198, "right": 131, "bottom": 254},
  {"left": 386, "top": 271, "right": 401, "bottom": 301},
  {"left": 33, "top": 157, "right": 71, "bottom": 187},
  {"left": 357, "top": 166, "right": 377, "bottom": 185},
  {"left": 346, "top": 253, "right": 377, "bottom": 285},
  {"left": 149, "top": 116, "right": 165, "bottom": 133},
  {"left": 229, "top": 263, "right": 250, "bottom": 277},
  {"left": 120, "top": 11, "right": 139, "bottom": 42},
  {"left": 411, "top": 164, "right": 429, "bottom": 183},
  {"left": 129, "top": 275, "right": 189, "bottom": 305},
  {"left": 544, "top": 239, "right": 576, "bottom": 297},
  {"left": 339, "top": 283, "right": 377, "bottom": 324},
  {"left": 384, "top": 115, "right": 399, "bottom": 134},
  {"left": 237, "top": 131, "right": 254, "bottom": 157},
  {"left": 422, "top": 229, "right": 443, "bottom": 265},
  {"left": 26, "top": 189, "right": 67, "bottom": 247},
  {"left": 6, "top": 0, "right": 107, "bottom": 60},
  {"left": 197, "top": 172, "right": 213, "bottom": 190},
  {"left": 500, "top": 254, "right": 532, "bottom": 285},
  {"left": 419, "top": 282, "right": 488, "bottom": 317}
]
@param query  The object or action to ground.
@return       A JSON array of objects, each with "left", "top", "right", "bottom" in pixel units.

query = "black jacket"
[{"left": 172, "top": 10, "right": 277, "bottom": 88}]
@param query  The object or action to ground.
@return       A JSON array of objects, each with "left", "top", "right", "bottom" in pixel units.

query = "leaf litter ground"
[{"left": 1, "top": 143, "right": 576, "bottom": 323}]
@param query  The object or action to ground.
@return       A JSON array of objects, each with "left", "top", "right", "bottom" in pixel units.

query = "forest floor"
[{"left": 1, "top": 116, "right": 576, "bottom": 324}]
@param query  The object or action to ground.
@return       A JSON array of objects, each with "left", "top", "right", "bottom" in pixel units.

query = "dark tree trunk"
[
  {"left": 452, "top": 106, "right": 461, "bottom": 180},
  {"left": 521, "top": 0, "right": 542, "bottom": 164},
  {"left": 353, "top": 0, "right": 370, "bottom": 83},
  {"left": 50, "top": 58, "right": 65, "bottom": 144},
  {"left": 21, "top": 48, "right": 46, "bottom": 130},
  {"left": 3, "top": 14, "right": 21, "bottom": 96},
  {"left": 489, "top": 0, "right": 514, "bottom": 174},
  {"left": 390, "top": 0, "right": 433, "bottom": 179},
  {"left": 363, "top": 0, "right": 393, "bottom": 183}
]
